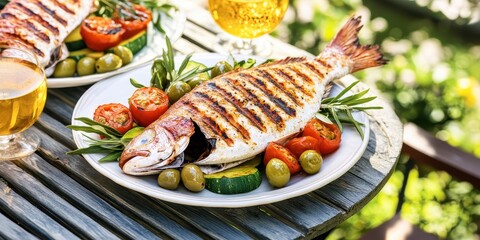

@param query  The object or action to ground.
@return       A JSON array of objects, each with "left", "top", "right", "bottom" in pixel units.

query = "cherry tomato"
[
  {"left": 93, "top": 103, "right": 133, "bottom": 135},
  {"left": 81, "top": 16, "right": 125, "bottom": 51},
  {"left": 284, "top": 136, "right": 321, "bottom": 158},
  {"left": 113, "top": 4, "right": 152, "bottom": 39},
  {"left": 264, "top": 142, "right": 301, "bottom": 174},
  {"left": 302, "top": 118, "right": 341, "bottom": 155},
  {"left": 129, "top": 87, "right": 169, "bottom": 127}
]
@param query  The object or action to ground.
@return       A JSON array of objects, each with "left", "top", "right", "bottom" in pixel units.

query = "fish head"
[
  {"left": 119, "top": 125, "right": 176, "bottom": 175},
  {"left": 119, "top": 117, "right": 195, "bottom": 175}
]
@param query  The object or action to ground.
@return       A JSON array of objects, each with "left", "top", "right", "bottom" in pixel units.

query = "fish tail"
[{"left": 319, "top": 16, "right": 387, "bottom": 73}]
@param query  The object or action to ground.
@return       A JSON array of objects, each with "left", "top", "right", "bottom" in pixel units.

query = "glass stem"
[
  {"left": 0, "top": 134, "right": 15, "bottom": 150},
  {"left": 241, "top": 39, "right": 253, "bottom": 50}
]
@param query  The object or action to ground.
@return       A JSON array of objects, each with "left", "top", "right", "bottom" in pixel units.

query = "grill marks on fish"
[
  {"left": 0, "top": 13, "right": 51, "bottom": 43},
  {"left": 240, "top": 72, "right": 297, "bottom": 118},
  {"left": 193, "top": 91, "right": 252, "bottom": 142},
  {"left": 175, "top": 60, "right": 329, "bottom": 149},
  {"left": 255, "top": 68, "right": 304, "bottom": 107},
  {"left": 51, "top": 0, "right": 76, "bottom": 15},
  {"left": 180, "top": 99, "right": 234, "bottom": 146},
  {"left": 0, "top": 32, "right": 44, "bottom": 57},
  {"left": 9, "top": 2, "right": 60, "bottom": 35},
  {"left": 34, "top": 1, "right": 68, "bottom": 26},
  {"left": 271, "top": 67, "right": 314, "bottom": 98},
  {"left": 225, "top": 74, "right": 285, "bottom": 130},
  {"left": 206, "top": 82, "right": 267, "bottom": 133}
]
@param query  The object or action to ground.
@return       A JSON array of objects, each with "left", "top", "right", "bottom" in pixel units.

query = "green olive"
[
  {"left": 158, "top": 169, "right": 181, "bottom": 190},
  {"left": 187, "top": 75, "right": 209, "bottom": 89},
  {"left": 95, "top": 53, "right": 122, "bottom": 73},
  {"left": 76, "top": 57, "right": 96, "bottom": 76},
  {"left": 210, "top": 61, "right": 233, "bottom": 78},
  {"left": 113, "top": 46, "right": 133, "bottom": 66},
  {"left": 266, "top": 158, "right": 290, "bottom": 188},
  {"left": 53, "top": 59, "right": 76, "bottom": 77},
  {"left": 166, "top": 81, "right": 191, "bottom": 103},
  {"left": 181, "top": 164, "right": 205, "bottom": 192},
  {"left": 299, "top": 150, "right": 323, "bottom": 175}
]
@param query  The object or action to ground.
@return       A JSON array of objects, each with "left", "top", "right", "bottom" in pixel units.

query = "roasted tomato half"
[
  {"left": 93, "top": 103, "right": 134, "bottom": 135},
  {"left": 129, "top": 87, "right": 169, "bottom": 127},
  {"left": 302, "top": 118, "right": 341, "bottom": 155},
  {"left": 264, "top": 142, "right": 301, "bottom": 174},
  {"left": 113, "top": 4, "right": 152, "bottom": 39},
  {"left": 284, "top": 136, "right": 321, "bottom": 158},
  {"left": 81, "top": 16, "right": 125, "bottom": 51}
]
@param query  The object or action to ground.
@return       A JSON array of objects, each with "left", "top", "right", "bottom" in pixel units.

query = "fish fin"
[
  {"left": 320, "top": 16, "right": 387, "bottom": 73},
  {"left": 260, "top": 57, "right": 308, "bottom": 67}
]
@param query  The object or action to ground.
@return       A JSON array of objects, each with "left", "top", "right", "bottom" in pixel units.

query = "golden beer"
[
  {"left": 0, "top": 57, "right": 47, "bottom": 135},
  {"left": 209, "top": 0, "right": 289, "bottom": 39}
]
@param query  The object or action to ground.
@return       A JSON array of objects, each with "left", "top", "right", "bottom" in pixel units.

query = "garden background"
[{"left": 272, "top": 0, "right": 480, "bottom": 239}]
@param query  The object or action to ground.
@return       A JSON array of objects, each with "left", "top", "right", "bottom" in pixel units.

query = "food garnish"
[{"left": 317, "top": 80, "right": 382, "bottom": 139}]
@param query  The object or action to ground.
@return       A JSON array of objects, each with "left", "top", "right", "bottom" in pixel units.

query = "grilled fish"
[
  {"left": 119, "top": 16, "right": 387, "bottom": 175},
  {"left": 0, "top": 0, "right": 92, "bottom": 71}
]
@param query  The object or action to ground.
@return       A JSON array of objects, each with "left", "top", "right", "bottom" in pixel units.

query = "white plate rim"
[
  {"left": 47, "top": 9, "right": 186, "bottom": 88},
  {"left": 71, "top": 53, "right": 370, "bottom": 208}
]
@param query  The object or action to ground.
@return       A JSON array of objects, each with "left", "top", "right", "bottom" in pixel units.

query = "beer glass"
[{"left": 0, "top": 44, "right": 47, "bottom": 160}]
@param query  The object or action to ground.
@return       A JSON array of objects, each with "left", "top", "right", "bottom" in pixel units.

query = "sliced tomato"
[
  {"left": 284, "top": 136, "right": 321, "bottom": 158},
  {"left": 93, "top": 103, "right": 133, "bottom": 135},
  {"left": 113, "top": 4, "right": 152, "bottom": 39},
  {"left": 80, "top": 16, "right": 125, "bottom": 51},
  {"left": 129, "top": 87, "right": 169, "bottom": 127},
  {"left": 302, "top": 118, "right": 341, "bottom": 155},
  {"left": 264, "top": 142, "right": 301, "bottom": 174}
]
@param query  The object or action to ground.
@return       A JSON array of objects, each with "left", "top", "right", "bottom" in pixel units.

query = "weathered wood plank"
[
  {"left": 16, "top": 151, "right": 161, "bottom": 239},
  {"left": 32, "top": 124, "right": 205, "bottom": 239},
  {"left": 160, "top": 202, "right": 254, "bottom": 239},
  {"left": 174, "top": 37, "right": 210, "bottom": 55},
  {"left": 0, "top": 160, "right": 119, "bottom": 239},
  {"left": 266, "top": 194, "right": 343, "bottom": 237},
  {"left": 36, "top": 113, "right": 76, "bottom": 150},
  {"left": 0, "top": 208, "right": 38, "bottom": 240},
  {"left": 43, "top": 92, "right": 74, "bottom": 125},
  {"left": 0, "top": 174, "right": 79, "bottom": 239},
  {"left": 209, "top": 207, "right": 304, "bottom": 239},
  {"left": 48, "top": 86, "right": 90, "bottom": 108}
]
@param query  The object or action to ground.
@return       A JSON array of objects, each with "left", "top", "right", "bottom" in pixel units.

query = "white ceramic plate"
[
  {"left": 47, "top": 9, "right": 186, "bottom": 88},
  {"left": 71, "top": 53, "right": 370, "bottom": 208}
]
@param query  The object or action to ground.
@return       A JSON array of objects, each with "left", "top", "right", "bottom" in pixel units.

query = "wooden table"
[{"left": 0, "top": 3, "right": 403, "bottom": 239}]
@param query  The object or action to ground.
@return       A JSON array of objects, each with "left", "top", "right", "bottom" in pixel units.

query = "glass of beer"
[
  {"left": 208, "top": 0, "right": 289, "bottom": 56},
  {"left": 0, "top": 44, "right": 47, "bottom": 160}
]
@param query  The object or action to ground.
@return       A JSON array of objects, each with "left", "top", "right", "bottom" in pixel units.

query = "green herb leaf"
[
  {"left": 130, "top": 78, "right": 145, "bottom": 88},
  {"left": 98, "top": 151, "right": 123, "bottom": 162},
  {"left": 319, "top": 81, "right": 382, "bottom": 139}
]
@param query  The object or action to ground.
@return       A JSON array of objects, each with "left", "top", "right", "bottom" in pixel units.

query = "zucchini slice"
[
  {"left": 205, "top": 166, "right": 262, "bottom": 194},
  {"left": 68, "top": 48, "right": 104, "bottom": 61},
  {"left": 116, "top": 30, "right": 148, "bottom": 55},
  {"left": 65, "top": 26, "right": 86, "bottom": 51}
]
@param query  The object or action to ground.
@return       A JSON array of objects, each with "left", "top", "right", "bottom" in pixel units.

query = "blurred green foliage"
[{"left": 278, "top": 0, "right": 480, "bottom": 239}]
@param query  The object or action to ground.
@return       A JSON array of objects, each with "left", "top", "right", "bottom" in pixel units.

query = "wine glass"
[
  {"left": 0, "top": 44, "right": 47, "bottom": 160},
  {"left": 208, "top": 0, "right": 289, "bottom": 56}
]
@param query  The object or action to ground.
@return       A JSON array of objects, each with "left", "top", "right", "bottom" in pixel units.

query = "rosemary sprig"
[
  {"left": 67, "top": 118, "right": 143, "bottom": 162},
  {"left": 149, "top": 37, "right": 211, "bottom": 90},
  {"left": 318, "top": 81, "right": 382, "bottom": 139}
]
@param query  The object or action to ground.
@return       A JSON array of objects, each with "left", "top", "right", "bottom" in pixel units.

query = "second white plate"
[{"left": 47, "top": 8, "right": 186, "bottom": 88}]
